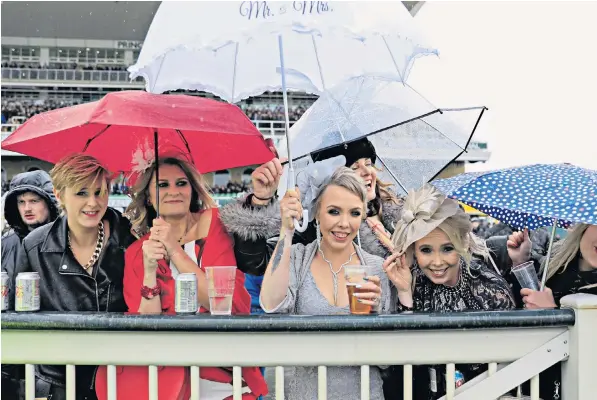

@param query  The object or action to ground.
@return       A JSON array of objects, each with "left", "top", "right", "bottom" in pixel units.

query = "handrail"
[
  {"left": 1, "top": 67, "right": 144, "bottom": 84},
  {"left": 0, "top": 309, "right": 575, "bottom": 332}
]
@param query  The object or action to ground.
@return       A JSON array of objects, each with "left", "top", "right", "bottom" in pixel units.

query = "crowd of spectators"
[
  {"left": 1, "top": 99, "right": 80, "bottom": 124},
  {"left": 2, "top": 99, "right": 308, "bottom": 126},
  {"left": 241, "top": 104, "right": 307, "bottom": 121}
]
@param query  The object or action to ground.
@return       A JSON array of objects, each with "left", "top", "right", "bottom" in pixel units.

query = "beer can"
[
  {"left": 455, "top": 370, "right": 466, "bottom": 388},
  {"left": 15, "top": 272, "right": 40, "bottom": 312},
  {"left": 175, "top": 273, "right": 198, "bottom": 314},
  {"left": 1, "top": 271, "right": 9, "bottom": 311}
]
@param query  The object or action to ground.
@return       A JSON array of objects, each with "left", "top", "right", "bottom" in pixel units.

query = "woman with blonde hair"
[
  {"left": 117, "top": 152, "right": 267, "bottom": 400},
  {"left": 505, "top": 223, "right": 597, "bottom": 400},
  {"left": 384, "top": 184, "right": 515, "bottom": 399},
  {"left": 12, "top": 153, "right": 135, "bottom": 400},
  {"left": 507, "top": 223, "right": 597, "bottom": 308},
  {"left": 260, "top": 164, "right": 390, "bottom": 400}
]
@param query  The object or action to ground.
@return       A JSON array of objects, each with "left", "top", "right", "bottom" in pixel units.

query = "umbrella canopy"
[
  {"left": 277, "top": 76, "right": 486, "bottom": 195},
  {"left": 1, "top": 91, "right": 274, "bottom": 174},
  {"left": 129, "top": 1, "right": 438, "bottom": 101},
  {"left": 431, "top": 163, "right": 597, "bottom": 230}
]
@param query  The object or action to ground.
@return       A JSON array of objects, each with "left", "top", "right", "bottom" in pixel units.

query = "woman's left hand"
[
  {"left": 520, "top": 287, "right": 557, "bottom": 309},
  {"left": 150, "top": 218, "right": 179, "bottom": 257},
  {"left": 351, "top": 275, "right": 383, "bottom": 310}
]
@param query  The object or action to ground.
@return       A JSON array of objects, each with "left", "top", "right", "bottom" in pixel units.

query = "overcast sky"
[{"left": 407, "top": 1, "right": 597, "bottom": 172}]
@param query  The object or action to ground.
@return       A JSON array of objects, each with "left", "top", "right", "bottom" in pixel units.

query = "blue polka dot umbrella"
[
  {"left": 432, "top": 163, "right": 597, "bottom": 290},
  {"left": 431, "top": 163, "right": 597, "bottom": 230}
]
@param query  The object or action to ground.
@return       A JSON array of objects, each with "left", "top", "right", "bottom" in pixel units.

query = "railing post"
[{"left": 560, "top": 293, "right": 597, "bottom": 399}]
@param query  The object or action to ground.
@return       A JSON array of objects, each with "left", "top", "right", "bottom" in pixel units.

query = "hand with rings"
[
  {"left": 351, "top": 275, "right": 383, "bottom": 310},
  {"left": 149, "top": 217, "right": 179, "bottom": 257}
]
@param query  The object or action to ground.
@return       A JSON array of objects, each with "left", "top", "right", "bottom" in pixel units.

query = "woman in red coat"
[{"left": 96, "top": 154, "right": 267, "bottom": 400}]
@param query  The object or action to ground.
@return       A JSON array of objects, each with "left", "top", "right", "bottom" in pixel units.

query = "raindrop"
[
  {"left": 89, "top": 12, "right": 93, "bottom": 15},
  {"left": 133, "top": 29, "right": 136, "bottom": 33},
  {"left": 172, "top": 105, "right": 176, "bottom": 108},
  {"left": 123, "top": 19, "right": 126, "bottom": 23}
]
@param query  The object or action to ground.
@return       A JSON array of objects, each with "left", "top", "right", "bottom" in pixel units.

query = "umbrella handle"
[{"left": 294, "top": 211, "right": 309, "bottom": 233}]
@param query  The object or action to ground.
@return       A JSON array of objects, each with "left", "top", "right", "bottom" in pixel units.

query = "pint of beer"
[{"left": 344, "top": 265, "right": 374, "bottom": 315}]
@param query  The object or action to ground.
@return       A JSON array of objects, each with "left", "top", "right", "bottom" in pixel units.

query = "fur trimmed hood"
[{"left": 219, "top": 196, "right": 282, "bottom": 241}]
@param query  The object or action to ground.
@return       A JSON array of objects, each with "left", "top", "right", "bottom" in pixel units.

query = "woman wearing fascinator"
[
  {"left": 259, "top": 163, "right": 392, "bottom": 400},
  {"left": 384, "top": 184, "right": 515, "bottom": 399},
  {"left": 96, "top": 146, "right": 268, "bottom": 400}
]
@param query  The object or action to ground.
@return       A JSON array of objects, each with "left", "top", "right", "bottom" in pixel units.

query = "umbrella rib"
[
  {"left": 150, "top": 55, "right": 167, "bottom": 93},
  {"left": 310, "top": 35, "right": 349, "bottom": 143},
  {"left": 381, "top": 35, "right": 405, "bottom": 82},
  {"left": 463, "top": 106, "right": 488, "bottom": 150},
  {"left": 364, "top": 109, "right": 442, "bottom": 139},
  {"left": 231, "top": 42, "right": 239, "bottom": 103},
  {"left": 82, "top": 125, "right": 112, "bottom": 152},
  {"left": 377, "top": 155, "right": 408, "bottom": 194},
  {"left": 290, "top": 109, "right": 443, "bottom": 164},
  {"left": 175, "top": 129, "right": 195, "bottom": 165}
]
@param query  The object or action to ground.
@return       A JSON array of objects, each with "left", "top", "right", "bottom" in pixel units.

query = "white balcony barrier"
[{"left": 2, "top": 294, "right": 596, "bottom": 400}]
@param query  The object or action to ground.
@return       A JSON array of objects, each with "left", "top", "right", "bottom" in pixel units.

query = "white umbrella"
[
  {"left": 130, "top": 1, "right": 438, "bottom": 100},
  {"left": 131, "top": 1, "right": 439, "bottom": 230}
]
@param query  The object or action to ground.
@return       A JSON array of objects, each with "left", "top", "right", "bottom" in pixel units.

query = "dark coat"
[{"left": 10, "top": 207, "right": 135, "bottom": 398}]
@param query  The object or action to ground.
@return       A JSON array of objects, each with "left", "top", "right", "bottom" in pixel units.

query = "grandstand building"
[{"left": 1, "top": 1, "right": 489, "bottom": 191}]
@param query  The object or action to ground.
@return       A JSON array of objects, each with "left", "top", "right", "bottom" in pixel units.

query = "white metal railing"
[{"left": 2, "top": 294, "right": 596, "bottom": 400}]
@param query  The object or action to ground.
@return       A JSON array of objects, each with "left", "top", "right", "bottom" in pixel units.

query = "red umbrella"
[{"left": 1, "top": 90, "right": 274, "bottom": 175}]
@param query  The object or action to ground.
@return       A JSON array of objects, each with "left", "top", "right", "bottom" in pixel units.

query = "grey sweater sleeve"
[{"left": 259, "top": 242, "right": 308, "bottom": 314}]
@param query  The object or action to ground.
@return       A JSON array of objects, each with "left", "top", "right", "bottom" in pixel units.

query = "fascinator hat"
[
  {"left": 127, "top": 138, "right": 194, "bottom": 188},
  {"left": 296, "top": 155, "right": 347, "bottom": 222},
  {"left": 391, "top": 184, "right": 462, "bottom": 255}
]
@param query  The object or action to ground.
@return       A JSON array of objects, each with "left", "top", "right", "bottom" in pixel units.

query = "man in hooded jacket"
[{"left": 1, "top": 170, "right": 59, "bottom": 400}]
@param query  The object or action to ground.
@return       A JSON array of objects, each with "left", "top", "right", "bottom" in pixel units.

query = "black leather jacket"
[{"left": 10, "top": 207, "right": 135, "bottom": 395}]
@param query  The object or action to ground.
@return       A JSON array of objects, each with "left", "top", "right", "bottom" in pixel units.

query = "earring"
[{"left": 316, "top": 220, "right": 322, "bottom": 249}]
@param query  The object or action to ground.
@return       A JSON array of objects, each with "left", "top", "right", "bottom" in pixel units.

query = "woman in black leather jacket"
[{"left": 11, "top": 153, "right": 135, "bottom": 400}]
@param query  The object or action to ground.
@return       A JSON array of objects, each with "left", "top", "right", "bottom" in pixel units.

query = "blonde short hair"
[
  {"left": 313, "top": 167, "right": 367, "bottom": 219},
  {"left": 50, "top": 153, "right": 111, "bottom": 210}
]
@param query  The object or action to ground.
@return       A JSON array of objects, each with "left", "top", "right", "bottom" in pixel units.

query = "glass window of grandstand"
[{"left": 2, "top": 46, "right": 40, "bottom": 63}]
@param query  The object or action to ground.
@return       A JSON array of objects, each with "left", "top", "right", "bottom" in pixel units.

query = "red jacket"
[
  {"left": 96, "top": 208, "right": 267, "bottom": 400},
  {"left": 123, "top": 208, "right": 251, "bottom": 314}
]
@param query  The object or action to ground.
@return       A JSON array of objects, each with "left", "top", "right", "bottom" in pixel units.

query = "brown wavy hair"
[{"left": 125, "top": 157, "right": 215, "bottom": 238}]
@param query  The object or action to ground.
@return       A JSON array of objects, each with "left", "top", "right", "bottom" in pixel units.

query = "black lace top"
[
  {"left": 406, "top": 258, "right": 516, "bottom": 313},
  {"left": 396, "top": 257, "right": 516, "bottom": 400}
]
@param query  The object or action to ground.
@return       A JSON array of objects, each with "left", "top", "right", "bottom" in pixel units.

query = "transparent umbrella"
[{"left": 277, "top": 76, "right": 487, "bottom": 196}]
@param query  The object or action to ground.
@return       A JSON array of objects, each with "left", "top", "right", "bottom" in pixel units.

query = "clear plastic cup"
[
  {"left": 511, "top": 261, "right": 540, "bottom": 291},
  {"left": 344, "top": 265, "right": 374, "bottom": 315},
  {"left": 205, "top": 266, "right": 237, "bottom": 315}
]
